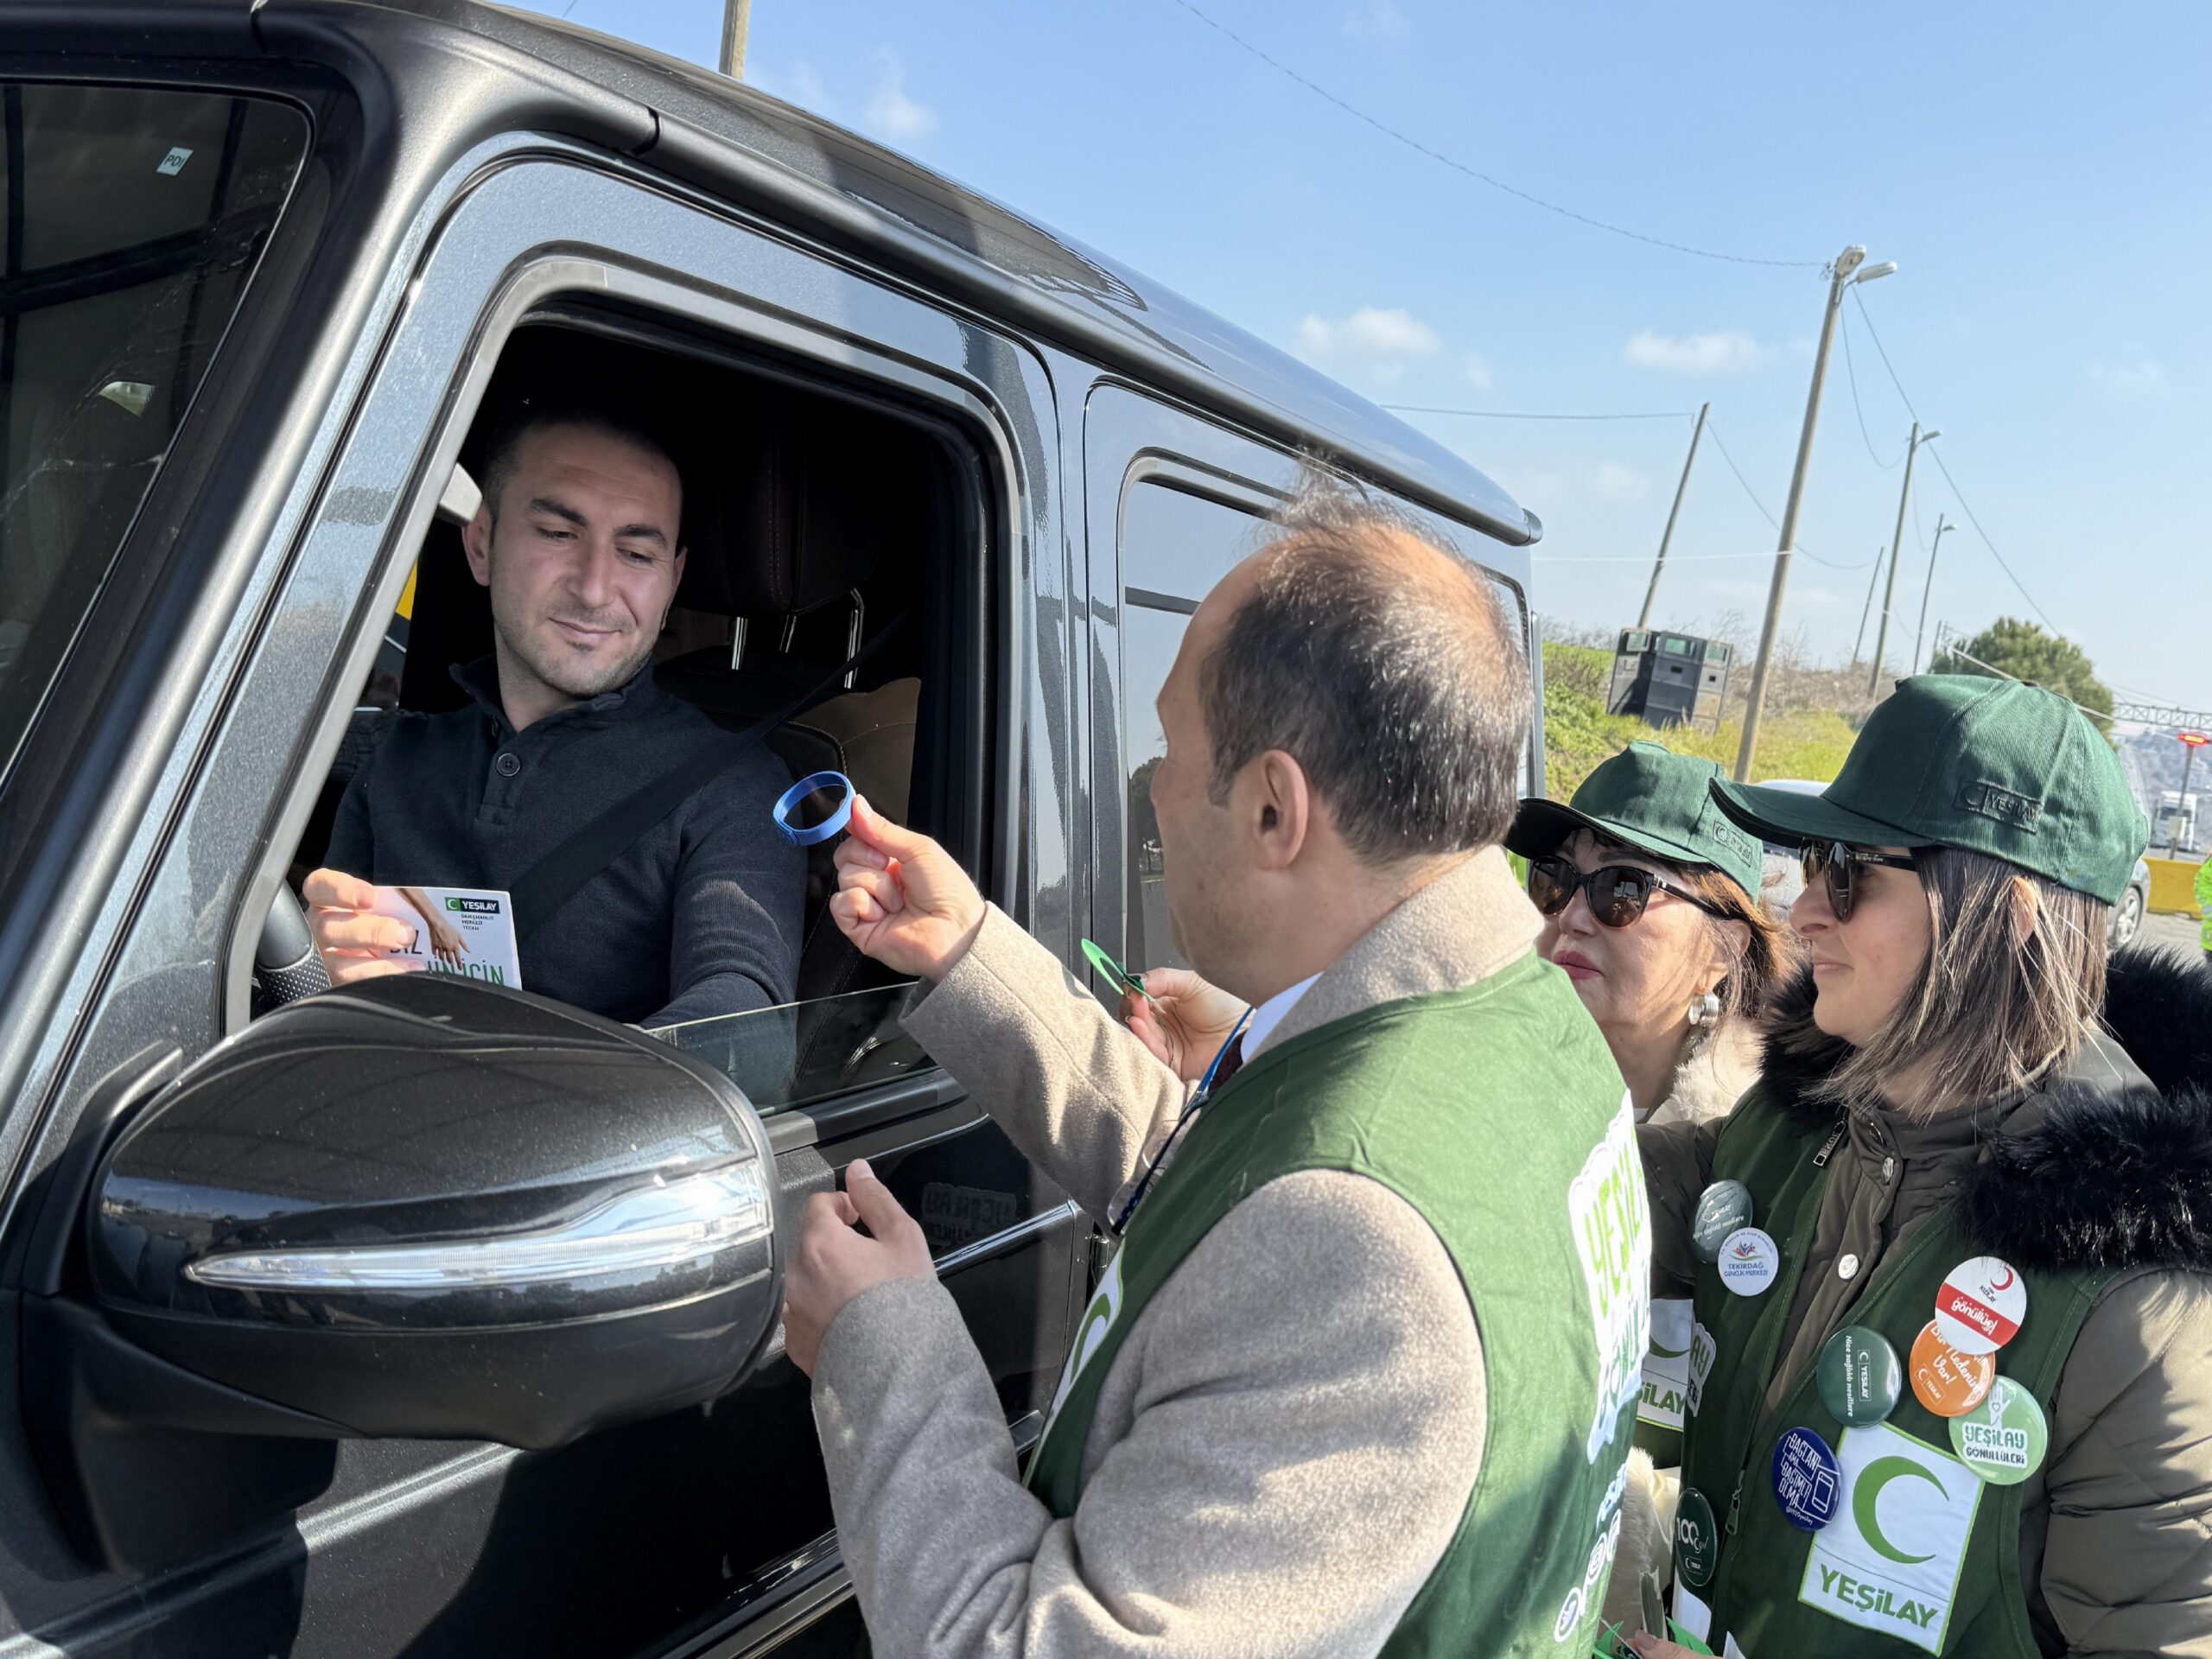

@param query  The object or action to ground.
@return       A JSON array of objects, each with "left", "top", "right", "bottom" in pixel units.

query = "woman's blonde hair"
[{"left": 1815, "top": 846, "right": 2110, "bottom": 1120}]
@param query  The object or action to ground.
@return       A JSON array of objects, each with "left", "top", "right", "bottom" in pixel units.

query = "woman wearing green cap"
[
  {"left": 1624, "top": 675, "right": 2212, "bottom": 1659},
  {"left": 1507, "top": 741, "right": 1796, "bottom": 1133},
  {"left": 1506, "top": 741, "right": 1798, "bottom": 1637}
]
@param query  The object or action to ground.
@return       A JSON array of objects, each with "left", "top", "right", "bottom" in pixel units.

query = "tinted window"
[
  {"left": 1119, "top": 480, "right": 1272, "bottom": 974},
  {"left": 0, "top": 84, "right": 307, "bottom": 784}
]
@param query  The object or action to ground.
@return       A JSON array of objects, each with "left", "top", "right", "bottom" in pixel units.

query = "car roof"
[{"left": 217, "top": 0, "right": 1537, "bottom": 549}]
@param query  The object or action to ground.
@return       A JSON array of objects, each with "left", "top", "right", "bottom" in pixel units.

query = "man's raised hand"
[
  {"left": 302, "top": 868, "right": 416, "bottom": 986},
  {"left": 1122, "top": 967, "right": 1249, "bottom": 1084},
  {"left": 829, "top": 797, "right": 987, "bottom": 981}
]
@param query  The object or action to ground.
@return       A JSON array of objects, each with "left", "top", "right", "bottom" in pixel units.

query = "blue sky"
[{"left": 512, "top": 0, "right": 2209, "bottom": 710}]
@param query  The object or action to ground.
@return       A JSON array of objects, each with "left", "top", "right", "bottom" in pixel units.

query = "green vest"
[
  {"left": 1675, "top": 1092, "right": 2112, "bottom": 1656},
  {"left": 1027, "top": 956, "right": 1649, "bottom": 1656}
]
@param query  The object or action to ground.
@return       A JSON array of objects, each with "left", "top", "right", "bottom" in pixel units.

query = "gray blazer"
[{"left": 810, "top": 849, "right": 1551, "bottom": 1657}]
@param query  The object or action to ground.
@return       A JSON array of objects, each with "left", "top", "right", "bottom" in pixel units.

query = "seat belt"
[{"left": 506, "top": 615, "right": 907, "bottom": 944}]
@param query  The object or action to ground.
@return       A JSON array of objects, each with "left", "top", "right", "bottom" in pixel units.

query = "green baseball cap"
[
  {"left": 1708, "top": 675, "right": 2148, "bottom": 905},
  {"left": 1509, "top": 741, "right": 1765, "bottom": 899}
]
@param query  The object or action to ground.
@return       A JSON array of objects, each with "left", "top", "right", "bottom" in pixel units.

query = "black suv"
[{"left": 0, "top": 4, "right": 1542, "bottom": 1653}]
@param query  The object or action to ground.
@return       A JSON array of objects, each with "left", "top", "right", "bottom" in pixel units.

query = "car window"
[
  {"left": 0, "top": 83, "right": 307, "bottom": 787},
  {"left": 1119, "top": 480, "right": 1274, "bottom": 973}
]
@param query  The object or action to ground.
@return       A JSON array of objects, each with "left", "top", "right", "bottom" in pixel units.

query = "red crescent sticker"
[{"left": 1936, "top": 1255, "right": 2028, "bottom": 1356}]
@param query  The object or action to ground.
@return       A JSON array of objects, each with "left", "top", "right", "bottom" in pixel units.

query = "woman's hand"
[
  {"left": 1122, "top": 966, "right": 1248, "bottom": 1084},
  {"left": 830, "top": 797, "right": 988, "bottom": 981}
]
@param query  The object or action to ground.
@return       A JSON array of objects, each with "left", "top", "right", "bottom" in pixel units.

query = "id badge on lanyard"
[{"left": 1107, "top": 1009, "right": 1252, "bottom": 1234}]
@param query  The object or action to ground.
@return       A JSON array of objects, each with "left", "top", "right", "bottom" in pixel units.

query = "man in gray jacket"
[{"left": 782, "top": 490, "right": 1649, "bottom": 1656}]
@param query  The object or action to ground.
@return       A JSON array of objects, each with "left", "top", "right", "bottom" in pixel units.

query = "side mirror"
[{"left": 22, "top": 974, "right": 785, "bottom": 1568}]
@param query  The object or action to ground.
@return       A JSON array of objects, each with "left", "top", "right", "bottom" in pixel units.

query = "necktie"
[{"left": 1205, "top": 1031, "right": 1248, "bottom": 1096}]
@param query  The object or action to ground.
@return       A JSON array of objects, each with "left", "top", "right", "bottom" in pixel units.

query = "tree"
[{"left": 1932, "top": 617, "right": 2114, "bottom": 722}]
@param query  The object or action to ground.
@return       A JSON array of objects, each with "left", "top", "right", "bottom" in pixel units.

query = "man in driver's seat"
[{"left": 305, "top": 399, "right": 804, "bottom": 1027}]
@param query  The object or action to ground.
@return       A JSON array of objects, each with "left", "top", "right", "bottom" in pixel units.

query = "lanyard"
[{"left": 1109, "top": 1009, "right": 1251, "bottom": 1235}]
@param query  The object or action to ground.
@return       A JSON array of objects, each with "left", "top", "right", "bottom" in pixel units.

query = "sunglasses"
[
  {"left": 1527, "top": 857, "right": 1726, "bottom": 929},
  {"left": 1800, "top": 842, "right": 1919, "bottom": 922}
]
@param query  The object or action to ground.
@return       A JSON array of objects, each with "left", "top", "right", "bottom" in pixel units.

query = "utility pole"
[
  {"left": 1910, "top": 515, "right": 1954, "bottom": 674},
  {"left": 1852, "top": 545, "right": 1885, "bottom": 666},
  {"left": 1868, "top": 422, "right": 1939, "bottom": 694},
  {"left": 720, "top": 0, "right": 752, "bottom": 79},
  {"left": 1735, "top": 245, "right": 1897, "bottom": 780},
  {"left": 1637, "top": 401, "right": 1708, "bottom": 630}
]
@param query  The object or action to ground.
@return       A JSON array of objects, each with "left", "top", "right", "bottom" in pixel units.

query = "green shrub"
[{"left": 1541, "top": 641, "right": 1855, "bottom": 799}]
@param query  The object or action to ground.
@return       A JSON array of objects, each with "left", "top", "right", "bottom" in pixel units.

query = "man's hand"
[
  {"left": 782, "top": 1158, "right": 935, "bottom": 1377},
  {"left": 1122, "top": 967, "right": 1249, "bottom": 1084},
  {"left": 302, "top": 868, "right": 417, "bottom": 985},
  {"left": 829, "top": 797, "right": 987, "bottom": 981},
  {"left": 1624, "top": 1635, "right": 1703, "bottom": 1658}
]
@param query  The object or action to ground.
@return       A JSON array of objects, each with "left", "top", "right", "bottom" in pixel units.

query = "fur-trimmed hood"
[
  {"left": 1756, "top": 945, "right": 2212, "bottom": 1274},
  {"left": 1643, "top": 1016, "right": 1763, "bottom": 1130}
]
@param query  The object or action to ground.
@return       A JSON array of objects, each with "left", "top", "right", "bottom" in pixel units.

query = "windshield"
[{"left": 0, "top": 82, "right": 308, "bottom": 785}]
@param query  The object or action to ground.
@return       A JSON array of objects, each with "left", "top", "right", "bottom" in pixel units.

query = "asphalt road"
[{"left": 2139, "top": 911, "right": 2204, "bottom": 956}]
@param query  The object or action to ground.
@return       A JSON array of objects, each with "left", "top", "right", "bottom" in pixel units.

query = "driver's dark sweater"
[{"left": 325, "top": 656, "right": 804, "bottom": 1028}]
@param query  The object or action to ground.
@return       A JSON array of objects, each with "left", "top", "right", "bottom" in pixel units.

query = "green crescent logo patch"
[{"left": 1854, "top": 1455, "right": 1946, "bottom": 1565}]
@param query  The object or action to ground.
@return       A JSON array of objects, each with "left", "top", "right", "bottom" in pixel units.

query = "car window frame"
[{"left": 3, "top": 138, "right": 1057, "bottom": 1249}]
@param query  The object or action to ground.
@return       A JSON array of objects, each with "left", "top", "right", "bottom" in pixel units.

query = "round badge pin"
[
  {"left": 1934, "top": 1255, "right": 2027, "bottom": 1356},
  {"left": 1717, "top": 1226, "right": 1780, "bottom": 1296},
  {"left": 1816, "top": 1325, "right": 1903, "bottom": 1426},
  {"left": 1909, "top": 1319, "right": 1995, "bottom": 1418},
  {"left": 1770, "top": 1427, "right": 1843, "bottom": 1530},
  {"left": 1675, "top": 1486, "right": 1719, "bottom": 1588},
  {"left": 1948, "top": 1376, "right": 2049, "bottom": 1485},
  {"left": 1690, "top": 1179, "right": 1756, "bottom": 1264}
]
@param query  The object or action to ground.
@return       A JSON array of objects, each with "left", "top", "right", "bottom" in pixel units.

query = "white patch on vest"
[
  {"left": 1723, "top": 1637, "right": 1751, "bottom": 1659},
  {"left": 1686, "top": 1319, "right": 1718, "bottom": 1416},
  {"left": 1797, "top": 1421, "right": 1983, "bottom": 1655},
  {"left": 1639, "top": 1297, "right": 1694, "bottom": 1431},
  {"left": 1040, "top": 1249, "right": 1125, "bottom": 1439},
  {"left": 1552, "top": 1586, "right": 1583, "bottom": 1643},
  {"left": 1568, "top": 1094, "right": 1654, "bottom": 1463}
]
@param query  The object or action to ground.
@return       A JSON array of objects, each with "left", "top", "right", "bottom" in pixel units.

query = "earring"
[{"left": 1687, "top": 991, "right": 1722, "bottom": 1028}]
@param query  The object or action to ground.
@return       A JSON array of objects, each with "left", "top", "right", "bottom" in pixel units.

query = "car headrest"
[{"left": 677, "top": 397, "right": 921, "bottom": 620}]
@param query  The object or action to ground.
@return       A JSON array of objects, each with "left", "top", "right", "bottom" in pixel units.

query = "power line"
[
  {"left": 1164, "top": 0, "right": 1825, "bottom": 270},
  {"left": 1847, "top": 290, "right": 2063, "bottom": 635},
  {"left": 1837, "top": 303, "right": 1903, "bottom": 469},
  {"left": 1535, "top": 550, "right": 1808, "bottom": 565},
  {"left": 1382, "top": 404, "right": 1697, "bottom": 421},
  {"left": 1704, "top": 417, "right": 1780, "bottom": 528},
  {"left": 1702, "top": 418, "right": 1875, "bottom": 571}
]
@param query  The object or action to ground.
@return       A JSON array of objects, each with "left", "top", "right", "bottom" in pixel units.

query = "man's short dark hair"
[
  {"left": 476, "top": 393, "right": 684, "bottom": 526},
  {"left": 1200, "top": 478, "right": 1531, "bottom": 862}
]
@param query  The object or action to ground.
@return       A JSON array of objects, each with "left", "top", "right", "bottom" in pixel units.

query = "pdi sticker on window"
[{"left": 156, "top": 146, "right": 194, "bottom": 176}]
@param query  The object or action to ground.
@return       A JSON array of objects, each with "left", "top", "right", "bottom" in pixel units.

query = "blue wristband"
[{"left": 772, "top": 770, "right": 855, "bottom": 846}]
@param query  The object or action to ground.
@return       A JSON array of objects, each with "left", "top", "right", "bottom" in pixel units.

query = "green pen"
[{"left": 1081, "top": 938, "right": 1160, "bottom": 1004}]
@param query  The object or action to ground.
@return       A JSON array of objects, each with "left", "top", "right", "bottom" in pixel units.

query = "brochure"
[{"left": 367, "top": 885, "right": 523, "bottom": 989}]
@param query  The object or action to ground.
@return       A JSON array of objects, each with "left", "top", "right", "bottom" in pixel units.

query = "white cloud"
[
  {"left": 1343, "top": 1, "right": 1409, "bottom": 39},
  {"left": 752, "top": 60, "right": 831, "bottom": 114},
  {"left": 1594, "top": 461, "right": 1649, "bottom": 503},
  {"left": 1294, "top": 306, "right": 1440, "bottom": 385},
  {"left": 2091, "top": 353, "right": 2167, "bottom": 397},
  {"left": 866, "top": 50, "right": 937, "bottom": 142},
  {"left": 1464, "top": 352, "right": 1494, "bottom": 390},
  {"left": 1624, "top": 330, "right": 1764, "bottom": 373}
]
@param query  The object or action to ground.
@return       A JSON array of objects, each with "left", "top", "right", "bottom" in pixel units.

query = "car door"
[{"left": 0, "top": 126, "right": 1084, "bottom": 1659}]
